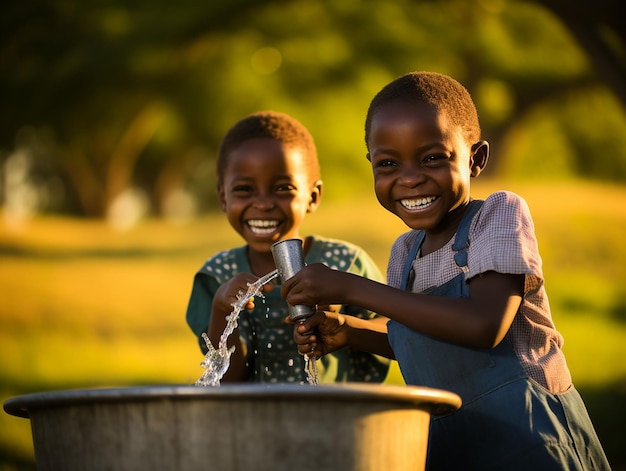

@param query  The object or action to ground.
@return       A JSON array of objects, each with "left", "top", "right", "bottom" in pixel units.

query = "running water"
[
  {"left": 194, "top": 269, "right": 319, "bottom": 386},
  {"left": 305, "top": 353, "right": 319, "bottom": 385},
  {"left": 194, "top": 269, "right": 278, "bottom": 387}
]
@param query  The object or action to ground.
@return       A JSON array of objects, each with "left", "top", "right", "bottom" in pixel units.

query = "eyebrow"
[
  {"left": 228, "top": 174, "right": 297, "bottom": 185},
  {"left": 370, "top": 142, "right": 448, "bottom": 158}
]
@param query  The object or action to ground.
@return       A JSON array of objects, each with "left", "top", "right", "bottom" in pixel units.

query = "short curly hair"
[
  {"left": 364, "top": 71, "right": 481, "bottom": 147},
  {"left": 217, "top": 111, "right": 320, "bottom": 184}
]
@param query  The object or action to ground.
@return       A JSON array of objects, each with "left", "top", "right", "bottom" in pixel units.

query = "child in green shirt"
[{"left": 186, "top": 111, "right": 389, "bottom": 384}]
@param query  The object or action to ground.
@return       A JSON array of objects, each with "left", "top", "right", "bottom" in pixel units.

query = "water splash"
[
  {"left": 195, "top": 269, "right": 279, "bottom": 387},
  {"left": 305, "top": 354, "right": 319, "bottom": 385}
]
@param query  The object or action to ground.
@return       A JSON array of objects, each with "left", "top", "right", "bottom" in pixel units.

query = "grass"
[{"left": 1, "top": 178, "right": 625, "bottom": 469}]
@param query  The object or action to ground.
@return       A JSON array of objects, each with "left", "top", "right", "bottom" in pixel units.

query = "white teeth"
[
  {"left": 400, "top": 196, "right": 436, "bottom": 210},
  {"left": 248, "top": 220, "right": 279, "bottom": 235}
]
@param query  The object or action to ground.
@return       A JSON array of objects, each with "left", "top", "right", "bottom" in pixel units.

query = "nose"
[
  {"left": 398, "top": 163, "right": 425, "bottom": 187},
  {"left": 253, "top": 192, "right": 275, "bottom": 210}
]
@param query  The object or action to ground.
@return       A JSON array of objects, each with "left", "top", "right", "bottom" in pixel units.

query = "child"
[
  {"left": 185, "top": 110, "right": 389, "bottom": 384},
  {"left": 283, "top": 72, "right": 611, "bottom": 470}
]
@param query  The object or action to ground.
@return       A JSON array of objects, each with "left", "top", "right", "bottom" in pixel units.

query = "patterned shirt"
[
  {"left": 387, "top": 191, "right": 572, "bottom": 393},
  {"left": 186, "top": 235, "right": 390, "bottom": 384}
]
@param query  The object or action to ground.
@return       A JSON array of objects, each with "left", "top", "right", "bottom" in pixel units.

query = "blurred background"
[{"left": 1, "top": 0, "right": 624, "bottom": 469}]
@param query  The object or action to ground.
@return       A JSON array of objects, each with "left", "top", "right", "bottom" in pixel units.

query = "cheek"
[
  {"left": 223, "top": 199, "right": 243, "bottom": 220},
  {"left": 373, "top": 182, "right": 393, "bottom": 210},
  {"left": 449, "top": 166, "right": 471, "bottom": 188},
  {"left": 295, "top": 200, "right": 311, "bottom": 218},
  {"left": 373, "top": 175, "right": 390, "bottom": 195},
  {"left": 225, "top": 210, "right": 240, "bottom": 228}
]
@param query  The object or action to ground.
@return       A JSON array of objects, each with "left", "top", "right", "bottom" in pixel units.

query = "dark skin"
[
  {"left": 284, "top": 101, "right": 524, "bottom": 359},
  {"left": 207, "top": 137, "right": 322, "bottom": 381}
]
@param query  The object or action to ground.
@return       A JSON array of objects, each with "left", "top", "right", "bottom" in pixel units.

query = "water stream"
[{"left": 194, "top": 269, "right": 319, "bottom": 386}]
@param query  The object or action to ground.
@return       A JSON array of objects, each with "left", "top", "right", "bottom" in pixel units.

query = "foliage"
[{"left": 0, "top": 0, "right": 624, "bottom": 218}]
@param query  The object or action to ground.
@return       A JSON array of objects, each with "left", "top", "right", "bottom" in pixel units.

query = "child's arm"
[
  {"left": 208, "top": 273, "right": 272, "bottom": 381},
  {"left": 284, "top": 263, "right": 523, "bottom": 349},
  {"left": 294, "top": 312, "right": 394, "bottom": 359}
]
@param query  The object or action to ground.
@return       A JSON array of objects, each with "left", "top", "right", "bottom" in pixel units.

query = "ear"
[
  {"left": 217, "top": 184, "right": 227, "bottom": 212},
  {"left": 307, "top": 180, "right": 323, "bottom": 213},
  {"left": 470, "top": 140, "right": 489, "bottom": 177}
]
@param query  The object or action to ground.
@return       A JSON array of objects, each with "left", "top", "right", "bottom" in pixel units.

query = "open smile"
[
  {"left": 247, "top": 219, "right": 281, "bottom": 235},
  {"left": 400, "top": 195, "right": 438, "bottom": 210}
]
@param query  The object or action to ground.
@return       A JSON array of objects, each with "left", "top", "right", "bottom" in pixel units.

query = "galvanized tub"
[{"left": 4, "top": 383, "right": 461, "bottom": 471}]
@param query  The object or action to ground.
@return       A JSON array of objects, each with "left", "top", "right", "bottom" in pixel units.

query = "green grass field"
[{"left": 1, "top": 179, "right": 625, "bottom": 469}]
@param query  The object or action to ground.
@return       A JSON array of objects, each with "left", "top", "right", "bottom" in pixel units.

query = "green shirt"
[{"left": 186, "top": 235, "right": 390, "bottom": 383}]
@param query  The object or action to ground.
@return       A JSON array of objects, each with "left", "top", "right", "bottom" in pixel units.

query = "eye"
[
  {"left": 372, "top": 157, "right": 399, "bottom": 175},
  {"left": 369, "top": 149, "right": 400, "bottom": 170},
  {"left": 275, "top": 183, "right": 297, "bottom": 193},
  {"left": 231, "top": 184, "right": 253, "bottom": 194},
  {"left": 422, "top": 153, "right": 449, "bottom": 165},
  {"left": 372, "top": 156, "right": 398, "bottom": 169}
]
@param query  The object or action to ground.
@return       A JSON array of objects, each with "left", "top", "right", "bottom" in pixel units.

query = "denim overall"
[{"left": 388, "top": 201, "right": 610, "bottom": 470}]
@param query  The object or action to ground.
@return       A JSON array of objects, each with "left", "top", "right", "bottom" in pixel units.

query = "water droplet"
[{"left": 193, "top": 268, "right": 316, "bottom": 385}]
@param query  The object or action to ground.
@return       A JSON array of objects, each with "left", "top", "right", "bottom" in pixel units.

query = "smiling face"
[
  {"left": 367, "top": 100, "right": 487, "bottom": 238},
  {"left": 218, "top": 137, "right": 321, "bottom": 254}
]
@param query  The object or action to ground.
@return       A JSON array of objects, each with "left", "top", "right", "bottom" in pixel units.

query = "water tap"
[{"left": 270, "top": 238, "right": 316, "bottom": 321}]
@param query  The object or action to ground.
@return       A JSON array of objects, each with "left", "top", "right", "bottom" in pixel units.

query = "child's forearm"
[
  {"left": 345, "top": 315, "right": 395, "bottom": 359},
  {"left": 341, "top": 270, "right": 524, "bottom": 349}
]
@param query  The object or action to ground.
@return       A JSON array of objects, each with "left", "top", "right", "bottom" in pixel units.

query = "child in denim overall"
[{"left": 282, "top": 72, "right": 610, "bottom": 470}]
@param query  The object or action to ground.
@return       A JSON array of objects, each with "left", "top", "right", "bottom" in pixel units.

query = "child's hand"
[
  {"left": 282, "top": 263, "right": 349, "bottom": 308},
  {"left": 292, "top": 310, "right": 349, "bottom": 358},
  {"left": 214, "top": 273, "right": 274, "bottom": 314},
  {"left": 316, "top": 303, "right": 341, "bottom": 313}
]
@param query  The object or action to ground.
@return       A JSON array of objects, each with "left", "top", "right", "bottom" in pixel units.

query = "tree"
[
  {"left": 538, "top": 0, "right": 624, "bottom": 104},
  {"left": 1, "top": 0, "right": 623, "bottom": 219}
]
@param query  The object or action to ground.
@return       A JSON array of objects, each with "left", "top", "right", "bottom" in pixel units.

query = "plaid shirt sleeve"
[{"left": 468, "top": 191, "right": 543, "bottom": 282}]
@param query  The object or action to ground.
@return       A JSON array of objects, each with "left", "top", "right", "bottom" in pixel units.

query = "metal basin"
[{"left": 4, "top": 383, "right": 461, "bottom": 471}]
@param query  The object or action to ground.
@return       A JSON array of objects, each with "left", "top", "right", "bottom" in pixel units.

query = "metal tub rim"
[{"left": 4, "top": 382, "right": 461, "bottom": 419}]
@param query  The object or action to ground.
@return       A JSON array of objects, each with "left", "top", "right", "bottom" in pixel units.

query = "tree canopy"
[{"left": 1, "top": 0, "right": 624, "bottom": 220}]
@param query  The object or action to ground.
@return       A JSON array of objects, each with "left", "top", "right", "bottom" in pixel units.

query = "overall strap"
[
  {"left": 400, "top": 199, "right": 484, "bottom": 290},
  {"left": 400, "top": 230, "right": 426, "bottom": 291},
  {"left": 452, "top": 199, "right": 484, "bottom": 268}
]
